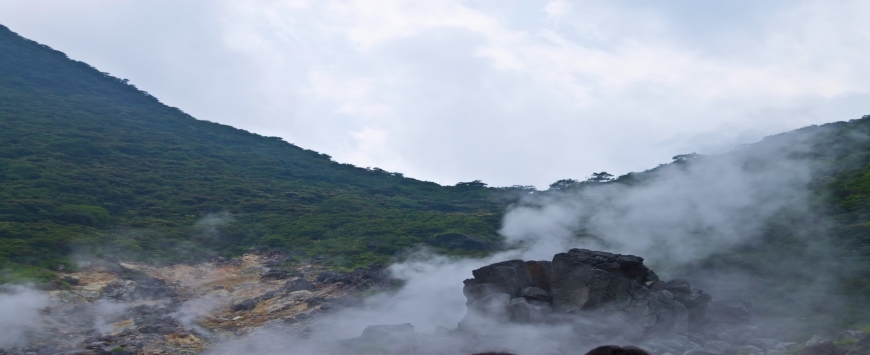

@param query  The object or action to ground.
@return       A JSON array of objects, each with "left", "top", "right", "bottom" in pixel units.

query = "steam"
[
  {"left": 91, "top": 299, "right": 130, "bottom": 335},
  {"left": 0, "top": 286, "right": 51, "bottom": 348},
  {"left": 502, "top": 141, "right": 816, "bottom": 266},
  {"left": 195, "top": 212, "right": 234, "bottom": 238},
  {"left": 171, "top": 295, "right": 224, "bottom": 333},
  {"left": 205, "top": 127, "right": 850, "bottom": 354}
]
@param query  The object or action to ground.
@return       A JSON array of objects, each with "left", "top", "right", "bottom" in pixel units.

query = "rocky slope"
[{"left": 0, "top": 252, "right": 391, "bottom": 355}]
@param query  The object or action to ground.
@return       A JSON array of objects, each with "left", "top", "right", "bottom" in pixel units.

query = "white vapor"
[
  {"left": 0, "top": 286, "right": 52, "bottom": 348},
  {"left": 172, "top": 295, "right": 224, "bottom": 333},
  {"left": 206, "top": 126, "right": 848, "bottom": 354},
  {"left": 91, "top": 299, "right": 130, "bottom": 335}
]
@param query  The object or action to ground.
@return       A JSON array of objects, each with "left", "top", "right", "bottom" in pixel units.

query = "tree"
[
  {"left": 585, "top": 172, "right": 614, "bottom": 183},
  {"left": 549, "top": 179, "right": 579, "bottom": 190},
  {"left": 672, "top": 153, "right": 699, "bottom": 163},
  {"left": 454, "top": 180, "right": 488, "bottom": 190}
]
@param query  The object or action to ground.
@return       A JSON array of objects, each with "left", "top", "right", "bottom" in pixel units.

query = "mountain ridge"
[{"left": 0, "top": 23, "right": 509, "bottom": 279}]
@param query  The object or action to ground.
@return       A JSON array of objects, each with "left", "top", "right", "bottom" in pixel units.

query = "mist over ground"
[{"left": 201, "top": 124, "right": 858, "bottom": 354}]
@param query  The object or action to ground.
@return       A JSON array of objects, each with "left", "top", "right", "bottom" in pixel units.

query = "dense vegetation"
[{"left": 0, "top": 24, "right": 524, "bottom": 279}]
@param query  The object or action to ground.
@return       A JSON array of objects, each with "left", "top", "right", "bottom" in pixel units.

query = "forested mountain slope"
[{"left": 0, "top": 24, "right": 511, "bottom": 278}]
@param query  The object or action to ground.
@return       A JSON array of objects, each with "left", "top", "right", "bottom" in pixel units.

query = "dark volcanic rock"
[
  {"left": 519, "top": 286, "right": 551, "bottom": 302},
  {"left": 470, "top": 260, "right": 534, "bottom": 297},
  {"left": 284, "top": 278, "right": 315, "bottom": 292},
  {"left": 524, "top": 260, "right": 552, "bottom": 291},
  {"left": 232, "top": 298, "right": 258, "bottom": 312},
  {"left": 260, "top": 269, "right": 291, "bottom": 282},
  {"left": 460, "top": 248, "right": 712, "bottom": 338}
]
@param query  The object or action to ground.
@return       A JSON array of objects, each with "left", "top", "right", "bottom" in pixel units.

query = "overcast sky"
[{"left": 2, "top": 1, "right": 869, "bottom": 188}]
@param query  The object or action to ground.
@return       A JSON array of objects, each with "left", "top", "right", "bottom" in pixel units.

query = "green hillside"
[{"left": 0, "top": 24, "right": 516, "bottom": 279}]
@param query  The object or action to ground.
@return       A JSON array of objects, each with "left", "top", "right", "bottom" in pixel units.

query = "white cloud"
[{"left": 0, "top": 0, "right": 868, "bottom": 187}]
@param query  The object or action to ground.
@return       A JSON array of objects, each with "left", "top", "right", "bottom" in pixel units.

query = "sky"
[{"left": 1, "top": 0, "right": 869, "bottom": 188}]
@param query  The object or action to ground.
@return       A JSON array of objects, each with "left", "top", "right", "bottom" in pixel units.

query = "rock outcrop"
[{"left": 460, "top": 249, "right": 710, "bottom": 339}]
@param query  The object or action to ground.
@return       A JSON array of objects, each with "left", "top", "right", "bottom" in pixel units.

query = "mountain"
[
  {"left": 2, "top": 21, "right": 870, "bottom": 321},
  {"left": 0, "top": 24, "right": 517, "bottom": 280}
]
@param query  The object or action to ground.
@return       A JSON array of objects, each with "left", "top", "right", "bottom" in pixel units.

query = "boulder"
[
  {"left": 284, "top": 278, "right": 314, "bottom": 292},
  {"left": 470, "top": 260, "right": 534, "bottom": 297},
  {"left": 508, "top": 297, "right": 547, "bottom": 323},
  {"left": 519, "top": 286, "right": 551, "bottom": 302},
  {"left": 550, "top": 249, "right": 656, "bottom": 312},
  {"left": 525, "top": 260, "right": 553, "bottom": 291},
  {"left": 232, "top": 298, "right": 258, "bottom": 312},
  {"left": 459, "top": 248, "right": 716, "bottom": 338}
]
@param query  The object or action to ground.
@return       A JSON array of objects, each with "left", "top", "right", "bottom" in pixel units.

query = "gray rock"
[
  {"left": 470, "top": 293, "right": 511, "bottom": 319},
  {"left": 519, "top": 286, "right": 551, "bottom": 302},
  {"left": 673, "top": 301, "right": 690, "bottom": 334},
  {"left": 509, "top": 297, "right": 546, "bottom": 323},
  {"left": 232, "top": 298, "right": 258, "bottom": 312},
  {"left": 551, "top": 249, "right": 649, "bottom": 313},
  {"left": 470, "top": 260, "right": 534, "bottom": 297},
  {"left": 284, "top": 278, "right": 314, "bottom": 292},
  {"left": 525, "top": 260, "right": 553, "bottom": 291},
  {"left": 463, "top": 283, "right": 503, "bottom": 300}
]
